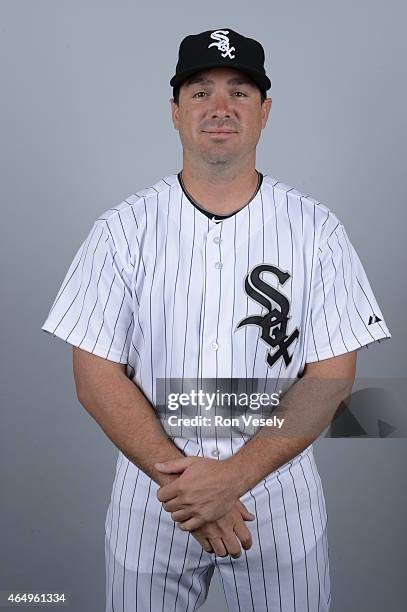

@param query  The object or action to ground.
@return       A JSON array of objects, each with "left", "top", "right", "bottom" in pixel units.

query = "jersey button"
[
  {"left": 211, "top": 449, "right": 220, "bottom": 457},
  {"left": 210, "top": 341, "right": 219, "bottom": 351},
  {"left": 213, "top": 236, "right": 222, "bottom": 244},
  {"left": 215, "top": 261, "right": 223, "bottom": 270}
]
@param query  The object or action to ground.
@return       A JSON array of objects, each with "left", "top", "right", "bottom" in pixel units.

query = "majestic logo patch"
[
  {"left": 236, "top": 264, "right": 300, "bottom": 368},
  {"left": 208, "top": 30, "right": 236, "bottom": 59}
]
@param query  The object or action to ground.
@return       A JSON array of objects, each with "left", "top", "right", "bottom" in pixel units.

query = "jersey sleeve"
[
  {"left": 305, "top": 217, "right": 392, "bottom": 363},
  {"left": 41, "top": 218, "right": 135, "bottom": 364}
]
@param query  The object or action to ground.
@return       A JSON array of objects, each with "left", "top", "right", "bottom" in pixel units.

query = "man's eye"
[
  {"left": 233, "top": 91, "right": 247, "bottom": 97},
  {"left": 193, "top": 91, "right": 207, "bottom": 98}
]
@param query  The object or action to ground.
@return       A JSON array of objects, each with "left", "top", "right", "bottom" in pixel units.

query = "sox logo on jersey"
[
  {"left": 208, "top": 30, "right": 236, "bottom": 59},
  {"left": 236, "top": 263, "right": 300, "bottom": 368},
  {"left": 41, "top": 172, "right": 391, "bottom": 612}
]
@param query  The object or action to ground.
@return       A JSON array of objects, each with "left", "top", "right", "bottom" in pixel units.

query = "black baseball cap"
[{"left": 170, "top": 28, "right": 271, "bottom": 94}]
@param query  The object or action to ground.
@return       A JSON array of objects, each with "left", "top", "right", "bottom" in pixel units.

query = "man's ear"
[
  {"left": 261, "top": 97, "right": 272, "bottom": 129},
  {"left": 170, "top": 98, "right": 180, "bottom": 130}
]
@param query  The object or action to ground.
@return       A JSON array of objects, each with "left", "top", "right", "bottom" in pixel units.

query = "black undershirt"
[{"left": 177, "top": 170, "right": 264, "bottom": 222}]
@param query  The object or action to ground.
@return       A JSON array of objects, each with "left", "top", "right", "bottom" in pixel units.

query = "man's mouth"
[{"left": 203, "top": 130, "right": 237, "bottom": 134}]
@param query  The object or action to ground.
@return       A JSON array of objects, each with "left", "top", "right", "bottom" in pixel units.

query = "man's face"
[{"left": 170, "top": 67, "right": 272, "bottom": 166}]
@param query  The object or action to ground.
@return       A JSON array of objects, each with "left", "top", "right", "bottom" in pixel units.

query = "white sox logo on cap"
[{"left": 208, "top": 29, "right": 236, "bottom": 59}]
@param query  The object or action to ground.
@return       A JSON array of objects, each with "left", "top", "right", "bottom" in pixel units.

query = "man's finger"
[
  {"left": 233, "top": 519, "right": 253, "bottom": 550},
  {"left": 209, "top": 537, "right": 227, "bottom": 557},
  {"left": 156, "top": 483, "right": 179, "bottom": 503},
  {"left": 154, "top": 457, "right": 198, "bottom": 473},
  {"left": 163, "top": 499, "right": 185, "bottom": 513},
  {"left": 192, "top": 534, "right": 214, "bottom": 554},
  {"left": 236, "top": 499, "right": 255, "bottom": 520},
  {"left": 177, "top": 516, "right": 203, "bottom": 531},
  {"left": 218, "top": 532, "right": 242, "bottom": 558},
  {"left": 171, "top": 509, "right": 192, "bottom": 522}
]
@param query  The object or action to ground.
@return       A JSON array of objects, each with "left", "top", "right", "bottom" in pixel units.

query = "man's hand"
[
  {"left": 190, "top": 500, "right": 254, "bottom": 558},
  {"left": 155, "top": 456, "right": 246, "bottom": 530}
]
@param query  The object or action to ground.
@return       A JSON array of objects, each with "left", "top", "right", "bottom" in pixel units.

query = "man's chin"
[{"left": 202, "top": 150, "right": 237, "bottom": 165}]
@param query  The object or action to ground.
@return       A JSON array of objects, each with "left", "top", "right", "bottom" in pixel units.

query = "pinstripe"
[
  {"left": 106, "top": 268, "right": 129, "bottom": 361},
  {"left": 116, "top": 210, "right": 132, "bottom": 261},
  {"left": 326, "top": 221, "right": 340, "bottom": 241},
  {"left": 213, "top": 220, "right": 224, "bottom": 455},
  {"left": 299, "top": 460, "right": 322, "bottom": 611},
  {"left": 79, "top": 254, "right": 127, "bottom": 357},
  {"left": 299, "top": 204, "right": 316, "bottom": 368},
  {"left": 340, "top": 225, "right": 379, "bottom": 340},
  {"left": 270, "top": 185, "right": 296, "bottom": 398},
  {"left": 227, "top": 557, "right": 242, "bottom": 612},
  {"left": 161, "top": 522, "right": 177, "bottom": 611},
  {"left": 106, "top": 455, "right": 125, "bottom": 604},
  {"left": 244, "top": 204, "right": 250, "bottom": 388},
  {"left": 130, "top": 340, "right": 143, "bottom": 385},
  {"left": 48, "top": 222, "right": 100, "bottom": 316},
  {"left": 185, "top": 548, "right": 204, "bottom": 611},
  {"left": 169, "top": 193, "right": 183, "bottom": 380},
  {"left": 276, "top": 465, "right": 297, "bottom": 611},
  {"left": 119, "top": 312, "right": 134, "bottom": 363},
  {"left": 214, "top": 556, "right": 232, "bottom": 609},
  {"left": 48, "top": 242, "right": 87, "bottom": 316},
  {"left": 320, "top": 210, "right": 330, "bottom": 234},
  {"left": 135, "top": 478, "right": 153, "bottom": 612},
  {"left": 262, "top": 179, "right": 279, "bottom": 392},
  {"left": 251, "top": 185, "right": 265, "bottom": 379},
  {"left": 196, "top": 217, "right": 210, "bottom": 456},
  {"left": 272, "top": 183, "right": 280, "bottom": 266},
  {"left": 318, "top": 256, "right": 335, "bottom": 357},
  {"left": 307, "top": 455, "right": 330, "bottom": 597},
  {"left": 161, "top": 438, "right": 192, "bottom": 610},
  {"left": 285, "top": 189, "right": 296, "bottom": 371},
  {"left": 249, "top": 488, "right": 269, "bottom": 611},
  {"left": 265, "top": 182, "right": 283, "bottom": 392},
  {"left": 149, "top": 195, "right": 159, "bottom": 400},
  {"left": 231, "top": 214, "right": 237, "bottom": 379},
  {"left": 122, "top": 468, "right": 140, "bottom": 611},
  {"left": 263, "top": 478, "right": 282, "bottom": 611},
  {"left": 326, "top": 239, "right": 350, "bottom": 351},
  {"left": 88, "top": 246, "right": 134, "bottom": 357},
  {"left": 53, "top": 224, "right": 105, "bottom": 334},
  {"left": 149, "top": 503, "right": 164, "bottom": 611},
  {"left": 129, "top": 274, "right": 145, "bottom": 342},
  {"left": 194, "top": 565, "right": 213, "bottom": 610},
  {"left": 76, "top": 248, "right": 109, "bottom": 344},
  {"left": 181, "top": 207, "right": 196, "bottom": 380},
  {"left": 128, "top": 205, "right": 146, "bottom": 277},
  {"left": 174, "top": 533, "right": 193, "bottom": 610},
  {"left": 229, "top": 216, "right": 238, "bottom": 456},
  {"left": 111, "top": 461, "right": 130, "bottom": 612},
  {"left": 288, "top": 463, "right": 310, "bottom": 612},
  {"left": 334, "top": 231, "right": 365, "bottom": 347},
  {"left": 163, "top": 188, "right": 171, "bottom": 436},
  {"left": 198, "top": 218, "right": 210, "bottom": 387}
]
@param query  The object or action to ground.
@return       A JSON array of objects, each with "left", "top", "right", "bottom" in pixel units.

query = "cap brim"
[{"left": 170, "top": 62, "right": 271, "bottom": 92}]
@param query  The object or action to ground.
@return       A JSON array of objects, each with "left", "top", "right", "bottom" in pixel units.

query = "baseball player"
[{"left": 41, "top": 28, "right": 392, "bottom": 612}]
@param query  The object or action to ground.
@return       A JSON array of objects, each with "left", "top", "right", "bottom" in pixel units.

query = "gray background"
[{"left": 1, "top": 0, "right": 406, "bottom": 610}]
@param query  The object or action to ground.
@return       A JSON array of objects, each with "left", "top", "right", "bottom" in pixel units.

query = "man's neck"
[{"left": 180, "top": 161, "right": 260, "bottom": 216}]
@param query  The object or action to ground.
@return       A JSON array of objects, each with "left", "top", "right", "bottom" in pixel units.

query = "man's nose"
[{"left": 210, "top": 94, "right": 232, "bottom": 117}]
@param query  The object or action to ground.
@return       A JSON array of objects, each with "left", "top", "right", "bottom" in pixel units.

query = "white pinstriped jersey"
[
  {"left": 41, "top": 172, "right": 391, "bottom": 459},
  {"left": 41, "top": 172, "right": 392, "bottom": 611}
]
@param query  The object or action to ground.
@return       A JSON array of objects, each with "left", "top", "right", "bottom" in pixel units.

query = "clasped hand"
[{"left": 155, "top": 456, "right": 254, "bottom": 557}]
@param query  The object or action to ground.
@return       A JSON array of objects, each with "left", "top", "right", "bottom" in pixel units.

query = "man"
[{"left": 41, "top": 28, "right": 391, "bottom": 612}]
